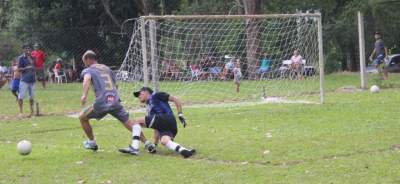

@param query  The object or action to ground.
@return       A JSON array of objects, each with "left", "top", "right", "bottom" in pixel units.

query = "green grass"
[{"left": 1, "top": 72, "right": 400, "bottom": 183}]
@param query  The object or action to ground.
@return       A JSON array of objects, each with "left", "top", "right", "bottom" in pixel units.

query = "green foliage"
[
  {"left": 177, "top": 0, "right": 235, "bottom": 15},
  {"left": 3, "top": 0, "right": 140, "bottom": 66},
  {"left": 0, "top": 31, "right": 21, "bottom": 65}
]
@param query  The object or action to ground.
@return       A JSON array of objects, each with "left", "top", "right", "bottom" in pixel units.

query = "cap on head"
[
  {"left": 82, "top": 50, "right": 97, "bottom": 61},
  {"left": 33, "top": 43, "right": 40, "bottom": 47},
  {"left": 56, "top": 58, "right": 62, "bottom": 62},
  {"left": 133, "top": 87, "right": 154, "bottom": 97},
  {"left": 374, "top": 31, "right": 381, "bottom": 35}
]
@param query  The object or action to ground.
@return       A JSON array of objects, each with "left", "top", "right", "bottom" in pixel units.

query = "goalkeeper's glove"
[{"left": 178, "top": 112, "right": 186, "bottom": 128}]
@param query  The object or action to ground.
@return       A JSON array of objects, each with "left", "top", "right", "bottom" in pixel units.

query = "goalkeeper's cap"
[{"left": 133, "top": 87, "right": 153, "bottom": 97}]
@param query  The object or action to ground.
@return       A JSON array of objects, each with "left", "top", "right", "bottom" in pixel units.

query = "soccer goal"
[{"left": 118, "top": 13, "right": 324, "bottom": 107}]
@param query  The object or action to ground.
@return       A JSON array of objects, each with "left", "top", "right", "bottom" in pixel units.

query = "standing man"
[
  {"left": 369, "top": 31, "right": 388, "bottom": 80},
  {"left": 79, "top": 50, "right": 155, "bottom": 154},
  {"left": 17, "top": 44, "right": 36, "bottom": 117},
  {"left": 119, "top": 87, "right": 195, "bottom": 158},
  {"left": 31, "top": 43, "right": 47, "bottom": 88}
]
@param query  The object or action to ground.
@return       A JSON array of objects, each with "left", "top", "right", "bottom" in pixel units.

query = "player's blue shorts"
[
  {"left": 373, "top": 54, "right": 385, "bottom": 66},
  {"left": 145, "top": 114, "right": 177, "bottom": 138},
  {"left": 11, "top": 79, "right": 20, "bottom": 92},
  {"left": 80, "top": 102, "right": 129, "bottom": 123}
]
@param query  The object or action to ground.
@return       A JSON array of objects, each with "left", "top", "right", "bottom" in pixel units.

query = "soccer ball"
[
  {"left": 370, "top": 85, "right": 380, "bottom": 93},
  {"left": 17, "top": 140, "right": 32, "bottom": 155}
]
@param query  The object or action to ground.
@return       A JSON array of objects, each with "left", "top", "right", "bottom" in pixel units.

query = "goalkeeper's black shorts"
[{"left": 145, "top": 114, "right": 177, "bottom": 138}]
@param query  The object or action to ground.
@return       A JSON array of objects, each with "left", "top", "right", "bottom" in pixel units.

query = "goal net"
[{"left": 117, "top": 14, "right": 324, "bottom": 108}]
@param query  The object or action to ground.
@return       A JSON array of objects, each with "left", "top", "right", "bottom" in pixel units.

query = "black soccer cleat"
[{"left": 180, "top": 149, "right": 195, "bottom": 158}]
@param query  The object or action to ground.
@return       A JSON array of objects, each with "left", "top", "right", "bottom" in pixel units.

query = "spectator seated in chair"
[
  {"left": 220, "top": 56, "right": 235, "bottom": 80},
  {"left": 190, "top": 64, "right": 202, "bottom": 80},
  {"left": 53, "top": 58, "right": 67, "bottom": 83},
  {"left": 162, "top": 60, "right": 180, "bottom": 80},
  {"left": 209, "top": 60, "right": 222, "bottom": 79},
  {"left": 257, "top": 53, "right": 271, "bottom": 80},
  {"left": 289, "top": 49, "right": 303, "bottom": 79}
]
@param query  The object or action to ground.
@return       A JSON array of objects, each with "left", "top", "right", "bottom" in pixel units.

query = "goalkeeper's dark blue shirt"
[{"left": 147, "top": 92, "right": 174, "bottom": 118}]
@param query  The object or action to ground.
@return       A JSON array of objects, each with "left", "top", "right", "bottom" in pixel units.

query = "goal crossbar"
[{"left": 141, "top": 13, "right": 321, "bottom": 20}]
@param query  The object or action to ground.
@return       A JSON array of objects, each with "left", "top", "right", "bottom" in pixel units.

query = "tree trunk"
[
  {"left": 350, "top": 44, "right": 358, "bottom": 71},
  {"left": 345, "top": 44, "right": 358, "bottom": 71},
  {"left": 239, "top": 0, "right": 262, "bottom": 79},
  {"left": 346, "top": 52, "right": 352, "bottom": 71}
]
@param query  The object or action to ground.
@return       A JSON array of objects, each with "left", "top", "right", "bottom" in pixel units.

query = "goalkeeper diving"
[{"left": 119, "top": 87, "right": 196, "bottom": 158}]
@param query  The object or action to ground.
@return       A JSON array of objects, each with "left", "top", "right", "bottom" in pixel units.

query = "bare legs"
[
  {"left": 29, "top": 99, "right": 34, "bottom": 117},
  {"left": 79, "top": 115, "right": 95, "bottom": 140},
  {"left": 17, "top": 99, "right": 34, "bottom": 117}
]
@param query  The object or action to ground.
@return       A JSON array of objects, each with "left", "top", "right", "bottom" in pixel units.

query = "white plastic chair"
[
  {"left": 278, "top": 60, "right": 292, "bottom": 79},
  {"left": 54, "top": 70, "right": 67, "bottom": 83}
]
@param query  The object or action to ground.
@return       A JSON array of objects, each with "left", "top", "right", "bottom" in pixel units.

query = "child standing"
[
  {"left": 233, "top": 58, "right": 242, "bottom": 93},
  {"left": 11, "top": 59, "right": 21, "bottom": 100}
]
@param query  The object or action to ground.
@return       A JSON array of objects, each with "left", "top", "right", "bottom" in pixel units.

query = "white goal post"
[{"left": 118, "top": 13, "right": 325, "bottom": 107}]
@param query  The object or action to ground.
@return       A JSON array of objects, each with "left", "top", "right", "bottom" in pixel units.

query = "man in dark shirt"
[
  {"left": 17, "top": 44, "right": 36, "bottom": 117},
  {"left": 119, "top": 87, "right": 196, "bottom": 158},
  {"left": 369, "top": 32, "right": 388, "bottom": 79}
]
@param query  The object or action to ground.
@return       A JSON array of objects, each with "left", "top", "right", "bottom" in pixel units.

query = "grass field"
[{"left": 1, "top": 72, "right": 400, "bottom": 183}]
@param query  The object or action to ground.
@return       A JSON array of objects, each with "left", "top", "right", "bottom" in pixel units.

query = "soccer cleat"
[
  {"left": 180, "top": 149, "right": 195, "bottom": 158},
  {"left": 145, "top": 143, "right": 157, "bottom": 154},
  {"left": 83, "top": 140, "right": 98, "bottom": 151},
  {"left": 119, "top": 145, "right": 139, "bottom": 155}
]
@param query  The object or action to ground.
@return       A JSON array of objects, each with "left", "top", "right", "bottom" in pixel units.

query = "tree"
[
  {"left": 6, "top": 0, "right": 140, "bottom": 66},
  {"left": 238, "top": 0, "right": 262, "bottom": 78},
  {"left": 0, "top": 0, "right": 11, "bottom": 31}
]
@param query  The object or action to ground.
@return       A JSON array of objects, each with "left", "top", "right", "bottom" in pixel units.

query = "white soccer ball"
[
  {"left": 17, "top": 140, "right": 32, "bottom": 155},
  {"left": 370, "top": 85, "right": 380, "bottom": 93}
]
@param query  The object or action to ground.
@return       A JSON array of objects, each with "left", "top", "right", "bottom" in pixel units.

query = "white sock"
[
  {"left": 166, "top": 140, "right": 186, "bottom": 152},
  {"left": 88, "top": 139, "right": 96, "bottom": 144},
  {"left": 131, "top": 124, "right": 141, "bottom": 149}
]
